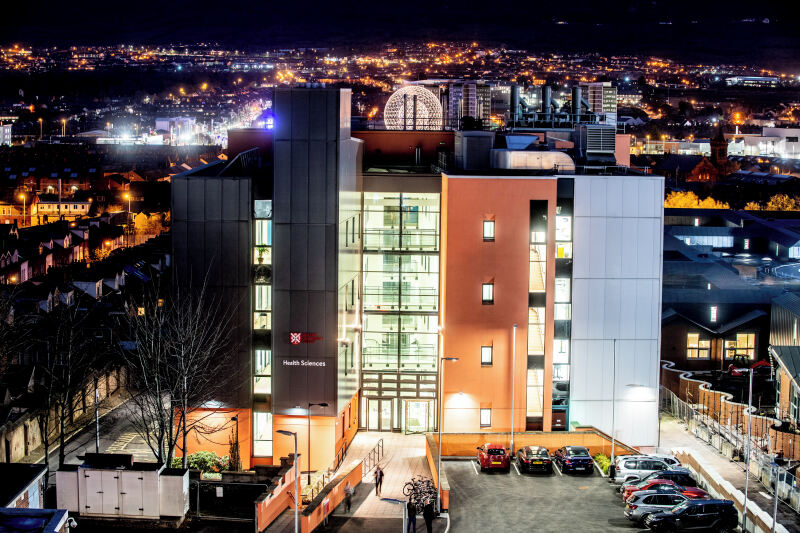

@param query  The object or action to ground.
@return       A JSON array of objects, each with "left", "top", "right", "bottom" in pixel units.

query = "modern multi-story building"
[
  {"left": 579, "top": 82, "right": 618, "bottom": 126},
  {"left": 172, "top": 87, "right": 663, "bottom": 473},
  {"left": 0, "top": 123, "right": 11, "bottom": 147}
]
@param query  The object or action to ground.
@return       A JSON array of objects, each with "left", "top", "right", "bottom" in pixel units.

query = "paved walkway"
[
  {"left": 660, "top": 414, "right": 800, "bottom": 532},
  {"left": 335, "top": 431, "right": 432, "bottom": 519}
]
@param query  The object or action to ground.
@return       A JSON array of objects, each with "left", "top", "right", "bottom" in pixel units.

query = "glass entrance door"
[
  {"left": 404, "top": 400, "right": 432, "bottom": 434},
  {"left": 368, "top": 399, "right": 394, "bottom": 431}
]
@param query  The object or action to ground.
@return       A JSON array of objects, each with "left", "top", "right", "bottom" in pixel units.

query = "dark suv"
[{"left": 644, "top": 499, "right": 738, "bottom": 532}]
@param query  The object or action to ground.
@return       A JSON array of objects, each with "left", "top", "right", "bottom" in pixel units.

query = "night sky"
[{"left": 2, "top": 0, "right": 799, "bottom": 67}]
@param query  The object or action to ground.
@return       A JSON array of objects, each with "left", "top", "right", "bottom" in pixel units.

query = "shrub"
[
  {"left": 594, "top": 453, "right": 611, "bottom": 474},
  {"left": 171, "top": 451, "right": 230, "bottom": 473}
]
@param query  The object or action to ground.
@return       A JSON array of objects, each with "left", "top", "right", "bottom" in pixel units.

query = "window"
[
  {"left": 724, "top": 333, "right": 755, "bottom": 359},
  {"left": 482, "top": 283, "right": 494, "bottom": 304},
  {"left": 794, "top": 318, "right": 798, "bottom": 345},
  {"left": 710, "top": 306, "right": 718, "bottom": 322},
  {"left": 743, "top": 238, "right": 750, "bottom": 250},
  {"left": 480, "top": 408, "right": 491, "bottom": 427},
  {"left": 482, "top": 220, "right": 495, "bottom": 241},
  {"left": 687, "top": 333, "right": 711, "bottom": 359},
  {"left": 254, "top": 349, "right": 271, "bottom": 395},
  {"left": 555, "top": 215, "right": 572, "bottom": 241},
  {"left": 554, "top": 278, "right": 571, "bottom": 303},
  {"left": 481, "top": 346, "right": 493, "bottom": 365},
  {"left": 791, "top": 390, "right": 800, "bottom": 424},
  {"left": 253, "top": 412, "right": 273, "bottom": 456}
]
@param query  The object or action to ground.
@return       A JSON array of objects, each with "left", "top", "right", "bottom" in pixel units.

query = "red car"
[
  {"left": 477, "top": 443, "right": 511, "bottom": 472},
  {"left": 622, "top": 479, "right": 708, "bottom": 501}
]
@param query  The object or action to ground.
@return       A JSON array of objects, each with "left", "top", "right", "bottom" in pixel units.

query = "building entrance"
[
  {"left": 404, "top": 400, "right": 433, "bottom": 434},
  {"left": 367, "top": 399, "right": 393, "bottom": 431}
]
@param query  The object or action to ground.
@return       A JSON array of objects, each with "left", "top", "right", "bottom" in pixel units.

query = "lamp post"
[
  {"left": 61, "top": 119, "right": 66, "bottom": 137},
  {"left": 123, "top": 192, "right": 131, "bottom": 246},
  {"left": 18, "top": 194, "right": 25, "bottom": 227},
  {"left": 510, "top": 324, "right": 517, "bottom": 455},
  {"left": 277, "top": 430, "right": 299, "bottom": 533},
  {"left": 437, "top": 356, "right": 459, "bottom": 514},
  {"left": 307, "top": 402, "right": 328, "bottom": 485}
]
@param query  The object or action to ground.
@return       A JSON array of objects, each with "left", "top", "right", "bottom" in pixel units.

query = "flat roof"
[{"left": 0, "top": 463, "right": 46, "bottom": 507}]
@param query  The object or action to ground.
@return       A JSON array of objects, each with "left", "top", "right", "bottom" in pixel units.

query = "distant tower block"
[{"left": 384, "top": 86, "right": 443, "bottom": 130}]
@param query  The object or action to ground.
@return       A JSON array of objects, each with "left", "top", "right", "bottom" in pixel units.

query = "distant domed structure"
[{"left": 384, "top": 86, "right": 442, "bottom": 130}]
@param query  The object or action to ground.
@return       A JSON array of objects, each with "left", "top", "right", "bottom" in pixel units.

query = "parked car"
[
  {"left": 613, "top": 455, "right": 671, "bottom": 484},
  {"left": 515, "top": 446, "right": 552, "bottom": 474},
  {"left": 477, "top": 443, "right": 511, "bottom": 472},
  {"left": 624, "top": 490, "right": 688, "bottom": 525},
  {"left": 554, "top": 446, "right": 594, "bottom": 474},
  {"left": 643, "top": 499, "right": 738, "bottom": 532},
  {"left": 649, "top": 453, "right": 682, "bottom": 468},
  {"left": 621, "top": 469, "right": 697, "bottom": 491},
  {"left": 622, "top": 479, "right": 709, "bottom": 502}
]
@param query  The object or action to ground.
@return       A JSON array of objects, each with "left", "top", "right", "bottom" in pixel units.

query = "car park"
[
  {"left": 554, "top": 446, "right": 594, "bottom": 474},
  {"left": 612, "top": 455, "right": 671, "bottom": 484},
  {"left": 477, "top": 443, "right": 511, "bottom": 472},
  {"left": 622, "top": 479, "right": 709, "bottom": 502},
  {"left": 515, "top": 446, "right": 553, "bottom": 474},
  {"left": 643, "top": 499, "right": 738, "bottom": 532},
  {"left": 620, "top": 469, "right": 697, "bottom": 491},
  {"left": 624, "top": 490, "right": 688, "bottom": 525}
]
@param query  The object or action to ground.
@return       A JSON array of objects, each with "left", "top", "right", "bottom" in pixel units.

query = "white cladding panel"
[{"left": 569, "top": 175, "right": 664, "bottom": 447}]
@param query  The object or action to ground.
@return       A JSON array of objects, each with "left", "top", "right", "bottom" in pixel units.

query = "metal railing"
[
  {"left": 303, "top": 438, "right": 352, "bottom": 503},
  {"left": 660, "top": 386, "right": 800, "bottom": 515},
  {"left": 362, "top": 438, "right": 385, "bottom": 480}
]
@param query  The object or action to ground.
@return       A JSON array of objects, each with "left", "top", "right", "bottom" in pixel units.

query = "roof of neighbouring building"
[
  {"left": 0, "top": 463, "right": 47, "bottom": 507},
  {"left": 770, "top": 345, "right": 800, "bottom": 390}
]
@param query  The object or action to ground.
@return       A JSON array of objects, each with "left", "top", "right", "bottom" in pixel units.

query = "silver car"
[
  {"left": 624, "top": 490, "right": 688, "bottom": 524},
  {"left": 612, "top": 455, "right": 670, "bottom": 484}
]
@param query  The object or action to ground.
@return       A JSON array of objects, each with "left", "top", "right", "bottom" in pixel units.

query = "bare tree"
[
  {"left": 39, "top": 304, "right": 104, "bottom": 468},
  {"left": 122, "top": 282, "right": 237, "bottom": 467}
]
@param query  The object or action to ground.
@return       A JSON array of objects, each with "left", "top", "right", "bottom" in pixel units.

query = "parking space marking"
[
  {"left": 513, "top": 463, "right": 521, "bottom": 476},
  {"left": 553, "top": 461, "right": 563, "bottom": 476},
  {"left": 471, "top": 460, "right": 479, "bottom": 476}
]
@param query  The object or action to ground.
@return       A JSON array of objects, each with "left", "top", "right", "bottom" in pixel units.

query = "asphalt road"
[
  {"left": 46, "top": 396, "right": 155, "bottom": 480},
  {"left": 446, "top": 458, "right": 648, "bottom": 533}
]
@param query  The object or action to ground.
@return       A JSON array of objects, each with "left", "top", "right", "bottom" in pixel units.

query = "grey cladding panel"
[
  {"left": 172, "top": 177, "right": 188, "bottom": 220},
  {"left": 272, "top": 223, "right": 290, "bottom": 288},
  {"left": 308, "top": 141, "right": 327, "bottom": 224},
  {"left": 291, "top": 91, "right": 310, "bottom": 140},
  {"left": 290, "top": 224, "right": 308, "bottom": 291},
  {"left": 307, "top": 224, "right": 326, "bottom": 291},
  {"left": 187, "top": 182, "right": 206, "bottom": 221},
  {"left": 326, "top": 91, "right": 339, "bottom": 140},
  {"left": 326, "top": 141, "right": 338, "bottom": 225},
  {"left": 309, "top": 92, "right": 327, "bottom": 141},
  {"left": 307, "top": 291, "right": 326, "bottom": 358},
  {"left": 204, "top": 180, "right": 222, "bottom": 221},
  {"left": 273, "top": 141, "right": 292, "bottom": 224},
  {"left": 290, "top": 141, "right": 309, "bottom": 224},
  {"left": 273, "top": 90, "right": 292, "bottom": 141}
]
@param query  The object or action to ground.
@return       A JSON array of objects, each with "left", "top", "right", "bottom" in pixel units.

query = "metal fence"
[{"left": 660, "top": 386, "right": 800, "bottom": 514}]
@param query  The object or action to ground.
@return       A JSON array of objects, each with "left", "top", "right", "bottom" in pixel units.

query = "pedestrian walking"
[
  {"left": 406, "top": 500, "right": 417, "bottom": 533},
  {"left": 344, "top": 480, "right": 354, "bottom": 513},
  {"left": 422, "top": 499, "right": 435, "bottom": 533},
  {"left": 374, "top": 465, "right": 385, "bottom": 497}
]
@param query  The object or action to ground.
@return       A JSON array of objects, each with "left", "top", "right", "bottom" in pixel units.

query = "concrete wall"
[{"left": 569, "top": 175, "right": 664, "bottom": 448}]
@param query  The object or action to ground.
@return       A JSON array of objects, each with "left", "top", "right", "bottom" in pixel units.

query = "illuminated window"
[
  {"left": 687, "top": 333, "right": 711, "bottom": 359},
  {"left": 481, "top": 346, "right": 493, "bottom": 365},
  {"left": 254, "top": 349, "right": 271, "bottom": 394},
  {"left": 480, "top": 408, "right": 491, "bottom": 427},
  {"left": 482, "top": 283, "right": 494, "bottom": 304},
  {"left": 743, "top": 238, "right": 750, "bottom": 250},
  {"left": 710, "top": 306, "right": 718, "bottom": 322},
  {"left": 253, "top": 412, "right": 273, "bottom": 456},
  {"left": 555, "top": 215, "right": 572, "bottom": 241},
  {"left": 724, "top": 333, "right": 755, "bottom": 359},
  {"left": 554, "top": 278, "right": 571, "bottom": 303},
  {"left": 482, "top": 220, "right": 495, "bottom": 241}
]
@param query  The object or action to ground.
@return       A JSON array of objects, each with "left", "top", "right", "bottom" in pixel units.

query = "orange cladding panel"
[{"left": 440, "top": 175, "right": 557, "bottom": 434}]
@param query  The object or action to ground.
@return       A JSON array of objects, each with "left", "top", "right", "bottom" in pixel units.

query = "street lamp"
[
  {"left": 510, "top": 324, "right": 518, "bottom": 455},
  {"left": 277, "top": 430, "right": 299, "bottom": 533},
  {"left": 61, "top": 119, "right": 66, "bottom": 137},
  {"left": 123, "top": 192, "right": 131, "bottom": 245},
  {"left": 18, "top": 193, "right": 25, "bottom": 227},
  {"left": 38, "top": 118, "right": 43, "bottom": 140},
  {"left": 307, "top": 402, "right": 328, "bottom": 485},
  {"left": 437, "top": 356, "right": 459, "bottom": 514}
]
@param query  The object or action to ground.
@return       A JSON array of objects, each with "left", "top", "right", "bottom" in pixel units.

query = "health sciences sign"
[{"left": 281, "top": 359, "right": 326, "bottom": 367}]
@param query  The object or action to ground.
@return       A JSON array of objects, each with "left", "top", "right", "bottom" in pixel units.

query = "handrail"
[{"left": 361, "top": 438, "right": 384, "bottom": 480}]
